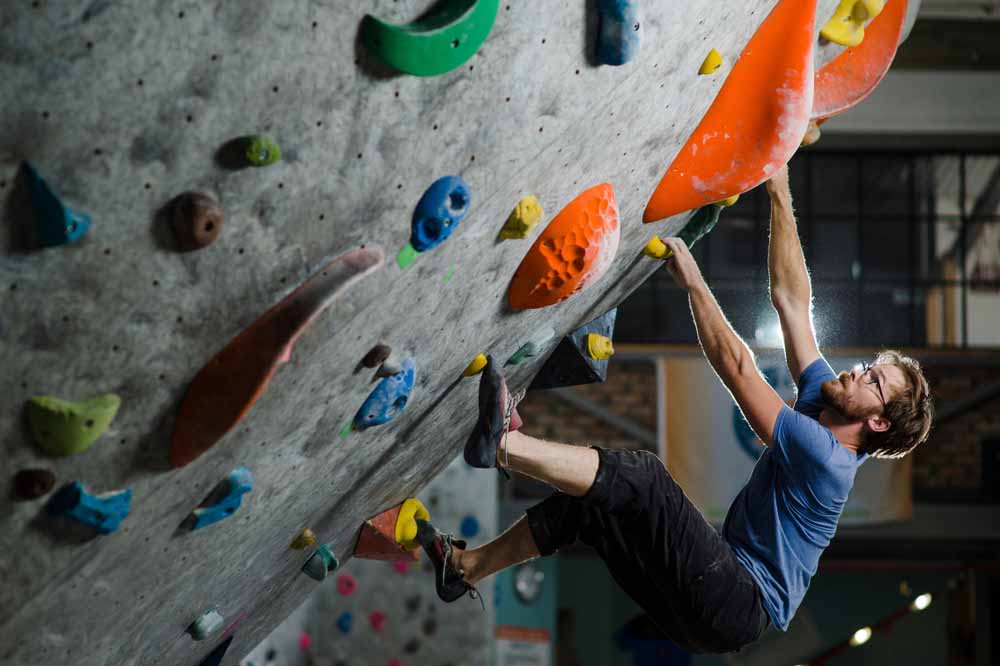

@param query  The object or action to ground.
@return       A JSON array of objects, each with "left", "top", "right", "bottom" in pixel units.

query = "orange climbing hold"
[
  {"left": 354, "top": 502, "right": 421, "bottom": 562},
  {"left": 642, "top": 0, "right": 817, "bottom": 223},
  {"left": 812, "top": 0, "right": 907, "bottom": 120},
  {"left": 508, "top": 183, "right": 620, "bottom": 310}
]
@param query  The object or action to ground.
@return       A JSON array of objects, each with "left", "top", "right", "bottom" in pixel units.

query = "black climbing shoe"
[
  {"left": 464, "top": 355, "right": 504, "bottom": 469},
  {"left": 415, "top": 519, "right": 483, "bottom": 608}
]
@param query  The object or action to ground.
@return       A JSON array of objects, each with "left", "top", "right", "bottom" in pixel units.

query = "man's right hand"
[{"left": 663, "top": 237, "right": 705, "bottom": 292}]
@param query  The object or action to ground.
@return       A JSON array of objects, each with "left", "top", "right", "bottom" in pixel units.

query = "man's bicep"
[
  {"left": 729, "top": 368, "right": 788, "bottom": 448},
  {"left": 777, "top": 307, "right": 821, "bottom": 382}
]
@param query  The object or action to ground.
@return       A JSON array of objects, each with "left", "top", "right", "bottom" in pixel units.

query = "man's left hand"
[{"left": 663, "top": 237, "right": 706, "bottom": 292}]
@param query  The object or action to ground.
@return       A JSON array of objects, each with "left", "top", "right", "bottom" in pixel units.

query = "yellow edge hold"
[
  {"left": 463, "top": 354, "right": 488, "bottom": 377},
  {"left": 820, "top": 0, "right": 885, "bottom": 47},
  {"left": 643, "top": 236, "right": 668, "bottom": 259},
  {"left": 290, "top": 528, "right": 317, "bottom": 550},
  {"left": 500, "top": 195, "right": 543, "bottom": 240},
  {"left": 717, "top": 194, "right": 740, "bottom": 207},
  {"left": 698, "top": 48, "right": 722, "bottom": 75},
  {"left": 587, "top": 333, "right": 615, "bottom": 360},
  {"left": 395, "top": 498, "right": 430, "bottom": 551}
]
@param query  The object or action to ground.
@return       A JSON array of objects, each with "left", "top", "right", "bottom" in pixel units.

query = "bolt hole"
[
  {"left": 84, "top": 419, "right": 94, "bottom": 428},
  {"left": 451, "top": 39, "right": 459, "bottom": 48}
]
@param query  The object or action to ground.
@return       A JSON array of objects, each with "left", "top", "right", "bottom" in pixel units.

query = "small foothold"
[
  {"left": 506, "top": 327, "right": 556, "bottom": 366},
  {"left": 188, "top": 608, "right": 224, "bottom": 641},
  {"left": 47, "top": 481, "right": 131, "bottom": 534},
  {"left": 821, "top": 0, "right": 884, "bottom": 46},
  {"left": 394, "top": 498, "right": 430, "bottom": 550},
  {"left": 298, "top": 632, "right": 311, "bottom": 652},
  {"left": 26, "top": 393, "right": 121, "bottom": 457},
  {"left": 717, "top": 194, "right": 740, "bottom": 207},
  {"left": 459, "top": 515, "right": 480, "bottom": 539},
  {"left": 188, "top": 467, "right": 253, "bottom": 530},
  {"left": 171, "top": 192, "right": 224, "bottom": 251},
  {"left": 302, "top": 544, "right": 339, "bottom": 581},
  {"left": 410, "top": 176, "right": 471, "bottom": 252},
  {"left": 13, "top": 468, "right": 56, "bottom": 500},
  {"left": 699, "top": 48, "right": 723, "bottom": 75},
  {"left": 422, "top": 617, "right": 438, "bottom": 636},
  {"left": 290, "top": 528, "right": 317, "bottom": 550},
  {"left": 336, "top": 573, "right": 358, "bottom": 596},
  {"left": 463, "top": 354, "right": 488, "bottom": 377},
  {"left": 403, "top": 638, "right": 421, "bottom": 654},
  {"left": 643, "top": 236, "right": 668, "bottom": 259},
  {"left": 363, "top": 343, "right": 392, "bottom": 368},
  {"left": 244, "top": 135, "right": 282, "bottom": 167},
  {"left": 336, "top": 611, "right": 354, "bottom": 634},
  {"left": 404, "top": 594, "right": 422, "bottom": 613},
  {"left": 354, "top": 357, "right": 416, "bottom": 428},
  {"left": 21, "top": 161, "right": 92, "bottom": 248},
  {"left": 586, "top": 333, "right": 615, "bottom": 360},
  {"left": 369, "top": 611, "right": 387, "bottom": 633},
  {"left": 801, "top": 119, "right": 822, "bottom": 146},
  {"left": 499, "top": 195, "right": 543, "bottom": 240},
  {"left": 597, "top": 0, "right": 642, "bottom": 66},
  {"left": 393, "top": 560, "right": 412, "bottom": 574}
]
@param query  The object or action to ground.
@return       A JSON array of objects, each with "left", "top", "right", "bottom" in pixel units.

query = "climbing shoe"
[
  {"left": 464, "top": 355, "right": 523, "bottom": 470},
  {"left": 415, "top": 518, "right": 483, "bottom": 607}
]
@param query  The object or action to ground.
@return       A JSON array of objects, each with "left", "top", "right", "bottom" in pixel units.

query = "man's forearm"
[
  {"left": 767, "top": 187, "right": 811, "bottom": 310},
  {"left": 689, "top": 283, "right": 755, "bottom": 382}
]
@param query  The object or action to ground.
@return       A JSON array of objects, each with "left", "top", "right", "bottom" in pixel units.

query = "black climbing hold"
[
  {"left": 404, "top": 594, "right": 421, "bottom": 613},
  {"left": 171, "top": 192, "right": 224, "bottom": 252},
  {"left": 422, "top": 617, "right": 438, "bottom": 636},
  {"left": 13, "top": 468, "right": 56, "bottom": 500},
  {"left": 530, "top": 309, "right": 618, "bottom": 390},
  {"left": 403, "top": 638, "right": 421, "bottom": 654},
  {"left": 362, "top": 343, "right": 392, "bottom": 368},
  {"left": 197, "top": 636, "right": 233, "bottom": 666}
]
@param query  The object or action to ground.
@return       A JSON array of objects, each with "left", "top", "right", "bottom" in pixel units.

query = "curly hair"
[{"left": 859, "top": 350, "right": 933, "bottom": 459}]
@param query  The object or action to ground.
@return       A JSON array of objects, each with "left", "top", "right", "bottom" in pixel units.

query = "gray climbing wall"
[{"left": 0, "top": 1, "right": 869, "bottom": 665}]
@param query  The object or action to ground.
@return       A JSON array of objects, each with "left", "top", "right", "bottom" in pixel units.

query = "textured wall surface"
[{"left": 0, "top": 1, "right": 847, "bottom": 665}]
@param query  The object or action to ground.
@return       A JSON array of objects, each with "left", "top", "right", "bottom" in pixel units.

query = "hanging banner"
[{"left": 661, "top": 352, "right": 912, "bottom": 525}]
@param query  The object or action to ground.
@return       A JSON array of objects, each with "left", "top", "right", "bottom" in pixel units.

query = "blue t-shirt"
[{"left": 722, "top": 358, "right": 867, "bottom": 631}]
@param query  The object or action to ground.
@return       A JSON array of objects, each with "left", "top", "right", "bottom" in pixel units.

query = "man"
[{"left": 416, "top": 164, "right": 934, "bottom": 653}]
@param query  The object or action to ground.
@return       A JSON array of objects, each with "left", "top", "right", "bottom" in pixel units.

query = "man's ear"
[{"left": 867, "top": 414, "right": 891, "bottom": 433}]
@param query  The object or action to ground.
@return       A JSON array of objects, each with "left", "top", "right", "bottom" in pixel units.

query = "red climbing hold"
[
  {"left": 336, "top": 573, "right": 358, "bottom": 596},
  {"left": 369, "top": 611, "right": 387, "bottom": 633}
]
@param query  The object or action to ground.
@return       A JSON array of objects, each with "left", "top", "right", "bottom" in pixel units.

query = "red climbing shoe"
[
  {"left": 464, "top": 355, "right": 523, "bottom": 469},
  {"left": 415, "top": 519, "right": 483, "bottom": 607}
]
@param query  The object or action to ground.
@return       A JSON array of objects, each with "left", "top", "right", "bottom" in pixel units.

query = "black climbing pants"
[{"left": 525, "top": 447, "right": 770, "bottom": 654}]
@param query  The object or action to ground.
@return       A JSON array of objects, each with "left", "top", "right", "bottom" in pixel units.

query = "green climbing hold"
[
  {"left": 678, "top": 203, "right": 724, "bottom": 249},
  {"left": 361, "top": 0, "right": 500, "bottom": 77},
  {"left": 26, "top": 394, "right": 121, "bottom": 456},
  {"left": 245, "top": 136, "right": 282, "bottom": 167}
]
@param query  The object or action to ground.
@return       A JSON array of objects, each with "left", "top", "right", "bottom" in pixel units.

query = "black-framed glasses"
[{"left": 859, "top": 361, "right": 886, "bottom": 408}]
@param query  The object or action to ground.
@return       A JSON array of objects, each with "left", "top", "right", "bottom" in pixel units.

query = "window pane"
[
  {"left": 862, "top": 156, "right": 912, "bottom": 216},
  {"left": 965, "top": 156, "right": 1000, "bottom": 222},
  {"left": 707, "top": 214, "right": 764, "bottom": 280},
  {"left": 861, "top": 219, "right": 913, "bottom": 281},
  {"left": 814, "top": 284, "right": 861, "bottom": 347},
  {"left": 810, "top": 154, "right": 859, "bottom": 217},
  {"left": 860, "top": 283, "right": 916, "bottom": 346},
  {"left": 713, "top": 285, "right": 772, "bottom": 345},
  {"left": 809, "top": 220, "right": 860, "bottom": 281}
]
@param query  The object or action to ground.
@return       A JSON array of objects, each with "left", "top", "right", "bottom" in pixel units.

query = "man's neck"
[{"left": 818, "top": 408, "right": 862, "bottom": 454}]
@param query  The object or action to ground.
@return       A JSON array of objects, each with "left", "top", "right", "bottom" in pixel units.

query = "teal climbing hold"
[
  {"left": 21, "top": 161, "right": 92, "bottom": 248},
  {"left": 188, "top": 608, "right": 225, "bottom": 641},
  {"left": 302, "top": 544, "right": 339, "bottom": 581}
]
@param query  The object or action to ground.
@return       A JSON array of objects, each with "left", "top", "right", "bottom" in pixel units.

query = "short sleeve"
[
  {"left": 793, "top": 358, "right": 837, "bottom": 419},
  {"left": 773, "top": 405, "right": 840, "bottom": 474}
]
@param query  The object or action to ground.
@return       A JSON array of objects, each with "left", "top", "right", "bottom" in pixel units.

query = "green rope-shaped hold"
[{"left": 26, "top": 394, "right": 122, "bottom": 456}]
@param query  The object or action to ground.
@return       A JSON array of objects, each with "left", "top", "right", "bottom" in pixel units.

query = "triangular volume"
[
  {"left": 353, "top": 503, "right": 421, "bottom": 562},
  {"left": 812, "top": 0, "right": 907, "bottom": 120},
  {"left": 197, "top": 636, "right": 234, "bottom": 666},
  {"left": 642, "top": 0, "right": 817, "bottom": 223},
  {"left": 530, "top": 309, "right": 617, "bottom": 390}
]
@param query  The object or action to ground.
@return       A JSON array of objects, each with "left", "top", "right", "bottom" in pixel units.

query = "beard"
[{"left": 820, "top": 372, "right": 881, "bottom": 422}]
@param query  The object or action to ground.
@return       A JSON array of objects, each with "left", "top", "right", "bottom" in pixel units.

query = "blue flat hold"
[
  {"left": 21, "top": 161, "right": 92, "bottom": 248},
  {"left": 597, "top": 0, "right": 642, "bottom": 66},
  {"left": 336, "top": 611, "right": 353, "bottom": 634},
  {"left": 459, "top": 515, "right": 480, "bottom": 539},
  {"left": 47, "top": 481, "right": 131, "bottom": 534},
  {"left": 354, "top": 357, "right": 416, "bottom": 429},
  {"left": 189, "top": 467, "right": 253, "bottom": 530},
  {"left": 410, "top": 176, "right": 471, "bottom": 252}
]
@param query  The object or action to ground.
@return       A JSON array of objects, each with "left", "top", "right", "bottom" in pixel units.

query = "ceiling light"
[
  {"left": 849, "top": 626, "right": 873, "bottom": 646},
  {"left": 910, "top": 593, "right": 933, "bottom": 611}
]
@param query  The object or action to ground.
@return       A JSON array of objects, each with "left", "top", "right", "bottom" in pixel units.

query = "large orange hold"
[
  {"left": 812, "top": 0, "right": 907, "bottom": 120},
  {"left": 643, "top": 0, "right": 817, "bottom": 223},
  {"left": 508, "top": 183, "right": 620, "bottom": 310}
]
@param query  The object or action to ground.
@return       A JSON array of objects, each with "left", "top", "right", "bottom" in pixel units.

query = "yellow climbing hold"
[
  {"left": 290, "top": 528, "right": 317, "bottom": 550},
  {"left": 820, "top": 0, "right": 885, "bottom": 47},
  {"left": 801, "top": 119, "right": 822, "bottom": 147},
  {"left": 500, "top": 195, "right": 543, "bottom": 240},
  {"left": 717, "top": 194, "right": 740, "bottom": 207},
  {"left": 699, "top": 48, "right": 722, "bottom": 75},
  {"left": 463, "top": 354, "right": 488, "bottom": 377},
  {"left": 643, "top": 236, "right": 668, "bottom": 259},
  {"left": 395, "top": 498, "right": 430, "bottom": 551},
  {"left": 587, "top": 333, "right": 615, "bottom": 360}
]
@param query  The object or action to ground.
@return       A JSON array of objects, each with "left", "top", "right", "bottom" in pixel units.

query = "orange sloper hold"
[
  {"left": 642, "top": 0, "right": 817, "bottom": 223},
  {"left": 508, "top": 183, "right": 620, "bottom": 310},
  {"left": 812, "top": 0, "right": 907, "bottom": 120},
  {"left": 354, "top": 503, "right": 420, "bottom": 562}
]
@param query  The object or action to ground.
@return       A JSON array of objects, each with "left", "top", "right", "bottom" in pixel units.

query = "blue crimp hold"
[
  {"left": 336, "top": 611, "right": 353, "bottom": 634},
  {"left": 597, "top": 0, "right": 642, "bottom": 66},
  {"left": 21, "top": 161, "right": 92, "bottom": 248},
  {"left": 410, "top": 176, "right": 471, "bottom": 252},
  {"left": 47, "top": 481, "right": 131, "bottom": 534},
  {"left": 190, "top": 467, "right": 253, "bottom": 530},
  {"left": 459, "top": 515, "right": 480, "bottom": 539},
  {"left": 302, "top": 544, "right": 339, "bottom": 582},
  {"left": 353, "top": 357, "right": 416, "bottom": 429}
]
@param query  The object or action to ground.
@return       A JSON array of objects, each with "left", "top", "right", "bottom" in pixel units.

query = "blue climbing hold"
[
  {"left": 597, "top": 0, "right": 642, "bottom": 66},
  {"left": 21, "top": 161, "right": 92, "bottom": 248},
  {"left": 47, "top": 481, "right": 131, "bottom": 534},
  {"left": 353, "top": 357, "right": 416, "bottom": 429},
  {"left": 336, "top": 611, "right": 354, "bottom": 634},
  {"left": 189, "top": 467, "right": 253, "bottom": 530},
  {"left": 410, "top": 176, "right": 471, "bottom": 252},
  {"left": 459, "top": 515, "right": 480, "bottom": 539}
]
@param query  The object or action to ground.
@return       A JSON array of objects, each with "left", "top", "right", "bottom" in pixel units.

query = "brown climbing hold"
[
  {"left": 171, "top": 192, "right": 224, "bottom": 252},
  {"left": 363, "top": 343, "right": 392, "bottom": 369},
  {"left": 354, "top": 502, "right": 421, "bottom": 562},
  {"left": 13, "top": 468, "right": 56, "bottom": 500}
]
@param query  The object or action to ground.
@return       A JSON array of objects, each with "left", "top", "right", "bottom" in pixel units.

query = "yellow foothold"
[
  {"left": 699, "top": 48, "right": 722, "bottom": 75},
  {"left": 801, "top": 119, "right": 822, "bottom": 147},
  {"left": 820, "top": 0, "right": 885, "bottom": 47},
  {"left": 463, "top": 354, "right": 488, "bottom": 377},
  {"left": 290, "top": 528, "right": 317, "bottom": 550},
  {"left": 499, "top": 195, "right": 543, "bottom": 240},
  {"left": 643, "top": 236, "right": 669, "bottom": 259},
  {"left": 717, "top": 194, "right": 740, "bottom": 207},
  {"left": 587, "top": 333, "right": 614, "bottom": 360},
  {"left": 395, "top": 498, "right": 430, "bottom": 551}
]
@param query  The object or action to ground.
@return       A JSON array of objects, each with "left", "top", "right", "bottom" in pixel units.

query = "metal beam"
[{"left": 548, "top": 388, "right": 658, "bottom": 449}]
